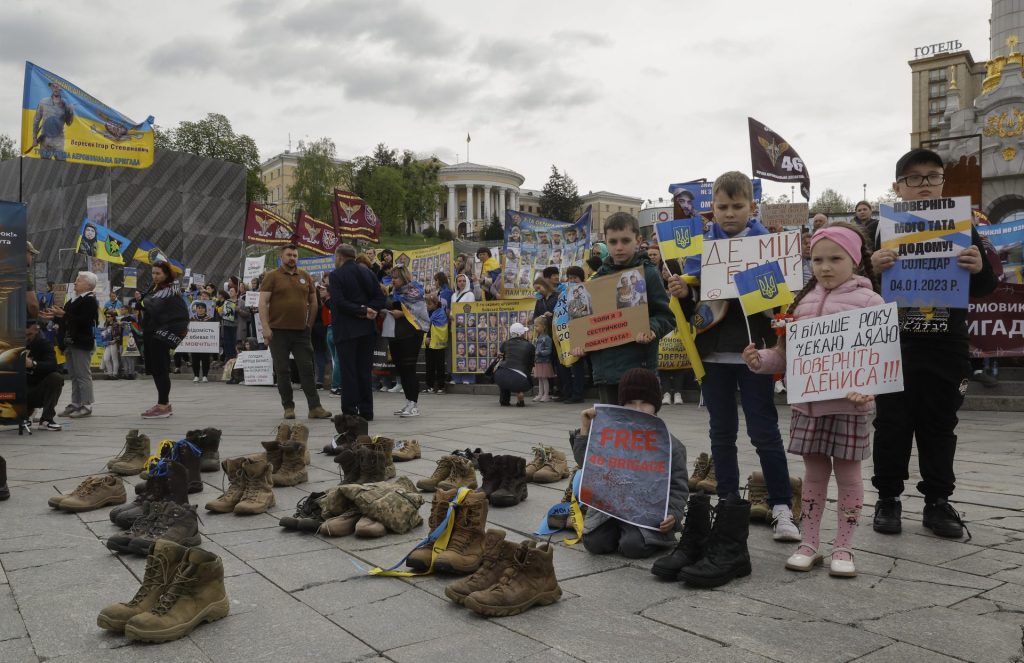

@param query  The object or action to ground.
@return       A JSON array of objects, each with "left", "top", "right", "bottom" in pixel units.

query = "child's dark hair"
[
  {"left": 603, "top": 212, "right": 640, "bottom": 236},
  {"left": 565, "top": 265, "right": 585, "bottom": 281},
  {"left": 894, "top": 148, "right": 944, "bottom": 178},
  {"left": 791, "top": 222, "right": 875, "bottom": 309},
  {"left": 586, "top": 256, "right": 603, "bottom": 272},
  {"left": 542, "top": 265, "right": 559, "bottom": 279}
]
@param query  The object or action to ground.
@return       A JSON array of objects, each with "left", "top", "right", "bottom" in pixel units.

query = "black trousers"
[
  {"left": 582, "top": 519, "right": 659, "bottom": 559},
  {"left": 145, "top": 340, "right": 172, "bottom": 405},
  {"left": 191, "top": 353, "right": 211, "bottom": 378},
  {"left": 27, "top": 373, "right": 64, "bottom": 422},
  {"left": 337, "top": 334, "right": 375, "bottom": 419},
  {"left": 872, "top": 367, "right": 966, "bottom": 502},
  {"left": 269, "top": 328, "right": 321, "bottom": 410},
  {"left": 389, "top": 333, "right": 424, "bottom": 404},
  {"left": 495, "top": 367, "right": 531, "bottom": 405},
  {"left": 424, "top": 348, "right": 446, "bottom": 390}
]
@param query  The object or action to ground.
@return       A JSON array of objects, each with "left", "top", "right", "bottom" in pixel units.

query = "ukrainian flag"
[
  {"left": 655, "top": 218, "right": 703, "bottom": 261},
  {"left": 734, "top": 262, "right": 793, "bottom": 316},
  {"left": 133, "top": 239, "right": 184, "bottom": 273}
]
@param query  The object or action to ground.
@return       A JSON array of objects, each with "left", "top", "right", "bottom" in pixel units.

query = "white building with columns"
[{"left": 436, "top": 162, "right": 525, "bottom": 238}]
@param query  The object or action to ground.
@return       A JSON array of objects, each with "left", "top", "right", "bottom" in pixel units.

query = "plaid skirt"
[{"left": 788, "top": 411, "right": 870, "bottom": 461}]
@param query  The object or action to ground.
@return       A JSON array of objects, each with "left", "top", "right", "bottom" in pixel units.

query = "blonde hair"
[
  {"left": 390, "top": 265, "right": 413, "bottom": 284},
  {"left": 712, "top": 171, "right": 753, "bottom": 202}
]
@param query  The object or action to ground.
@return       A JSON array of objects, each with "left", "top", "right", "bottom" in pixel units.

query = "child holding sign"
[{"left": 743, "top": 223, "right": 882, "bottom": 578}]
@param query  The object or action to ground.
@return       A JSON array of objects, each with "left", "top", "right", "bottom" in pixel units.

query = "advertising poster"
[
  {"left": 785, "top": 303, "right": 904, "bottom": 404},
  {"left": 700, "top": 231, "right": 803, "bottom": 301},
  {"left": 174, "top": 321, "right": 220, "bottom": 354},
  {"left": 560, "top": 268, "right": 651, "bottom": 357},
  {"left": 450, "top": 299, "right": 534, "bottom": 374},
  {"left": 579, "top": 405, "right": 672, "bottom": 531},
  {"left": 968, "top": 283, "right": 1024, "bottom": 358},
  {"left": 393, "top": 242, "right": 454, "bottom": 291},
  {"left": 501, "top": 208, "right": 592, "bottom": 299},
  {"left": 0, "top": 201, "right": 27, "bottom": 424},
  {"left": 878, "top": 197, "right": 973, "bottom": 308}
]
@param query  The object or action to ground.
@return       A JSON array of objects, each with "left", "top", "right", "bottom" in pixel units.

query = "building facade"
[
  {"left": 435, "top": 161, "right": 525, "bottom": 238},
  {"left": 259, "top": 150, "right": 348, "bottom": 222}
]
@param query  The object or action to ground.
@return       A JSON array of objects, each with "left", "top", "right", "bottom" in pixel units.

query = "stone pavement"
[{"left": 2, "top": 381, "right": 1024, "bottom": 663}]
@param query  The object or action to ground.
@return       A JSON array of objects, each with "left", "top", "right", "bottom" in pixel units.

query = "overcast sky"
[{"left": 0, "top": 0, "right": 993, "bottom": 206}]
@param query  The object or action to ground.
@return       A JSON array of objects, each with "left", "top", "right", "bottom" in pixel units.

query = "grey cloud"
[
  {"left": 471, "top": 38, "right": 544, "bottom": 70},
  {"left": 146, "top": 37, "right": 223, "bottom": 75},
  {"left": 0, "top": 12, "right": 100, "bottom": 65},
  {"left": 340, "top": 63, "right": 478, "bottom": 112},
  {"left": 552, "top": 30, "right": 609, "bottom": 47}
]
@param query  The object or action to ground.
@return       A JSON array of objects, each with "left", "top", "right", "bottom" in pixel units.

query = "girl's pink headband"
[{"left": 810, "top": 226, "right": 863, "bottom": 265}]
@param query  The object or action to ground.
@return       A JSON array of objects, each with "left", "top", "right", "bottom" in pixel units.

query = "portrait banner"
[
  {"left": 667, "top": 179, "right": 762, "bottom": 220},
  {"left": 748, "top": 117, "right": 811, "bottom": 200},
  {"left": 785, "top": 302, "right": 904, "bottom": 404},
  {"left": 21, "top": 62, "right": 155, "bottom": 168},
  {"left": 0, "top": 201, "right": 28, "bottom": 424},
  {"left": 878, "top": 197, "right": 972, "bottom": 308},
  {"left": 700, "top": 231, "right": 803, "bottom": 301},
  {"left": 579, "top": 405, "right": 672, "bottom": 531},
  {"left": 296, "top": 210, "right": 341, "bottom": 256},
  {"left": 393, "top": 242, "right": 454, "bottom": 290},
  {"left": 237, "top": 350, "right": 273, "bottom": 385},
  {"left": 75, "top": 217, "right": 131, "bottom": 265},
  {"left": 332, "top": 189, "right": 381, "bottom": 243},
  {"left": 562, "top": 268, "right": 651, "bottom": 356},
  {"left": 244, "top": 204, "right": 293, "bottom": 246},
  {"left": 174, "top": 321, "right": 220, "bottom": 354},
  {"left": 501, "top": 208, "right": 592, "bottom": 299},
  {"left": 450, "top": 299, "right": 534, "bottom": 374},
  {"left": 968, "top": 284, "right": 1024, "bottom": 358},
  {"left": 243, "top": 256, "right": 265, "bottom": 282},
  {"left": 978, "top": 218, "right": 1024, "bottom": 284}
]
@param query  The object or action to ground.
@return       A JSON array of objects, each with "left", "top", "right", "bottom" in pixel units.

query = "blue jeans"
[{"left": 701, "top": 362, "right": 791, "bottom": 507}]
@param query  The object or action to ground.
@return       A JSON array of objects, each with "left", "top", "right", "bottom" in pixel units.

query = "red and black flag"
[{"left": 331, "top": 190, "right": 381, "bottom": 243}]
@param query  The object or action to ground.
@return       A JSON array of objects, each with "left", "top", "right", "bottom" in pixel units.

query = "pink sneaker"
[{"left": 141, "top": 404, "right": 172, "bottom": 419}]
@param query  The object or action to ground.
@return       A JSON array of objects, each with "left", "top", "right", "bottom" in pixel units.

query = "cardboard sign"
[
  {"left": 785, "top": 302, "right": 903, "bottom": 404},
  {"left": 450, "top": 299, "right": 534, "bottom": 374},
  {"left": 561, "top": 268, "right": 651, "bottom": 356},
  {"left": 237, "top": 350, "right": 273, "bottom": 385},
  {"left": 244, "top": 290, "right": 260, "bottom": 307},
  {"left": 579, "top": 405, "right": 672, "bottom": 530},
  {"left": 700, "top": 231, "right": 803, "bottom": 300},
  {"left": 174, "top": 321, "right": 220, "bottom": 354},
  {"left": 657, "top": 331, "right": 692, "bottom": 370},
  {"left": 878, "top": 197, "right": 972, "bottom": 308},
  {"left": 243, "top": 256, "right": 266, "bottom": 282},
  {"left": 760, "top": 203, "right": 809, "bottom": 230},
  {"left": 968, "top": 283, "right": 1024, "bottom": 358}
]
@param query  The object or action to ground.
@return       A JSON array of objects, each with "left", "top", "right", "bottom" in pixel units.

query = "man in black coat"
[
  {"left": 329, "top": 244, "right": 386, "bottom": 421},
  {"left": 26, "top": 321, "right": 63, "bottom": 430}
]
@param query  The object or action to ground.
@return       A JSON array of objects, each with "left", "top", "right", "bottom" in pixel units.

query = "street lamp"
[{"left": 862, "top": 183, "right": 867, "bottom": 200}]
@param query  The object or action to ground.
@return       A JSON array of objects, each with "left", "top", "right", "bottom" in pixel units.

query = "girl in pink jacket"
[{"left": 743, "top": 223, "right": 882, "bottom": 578}]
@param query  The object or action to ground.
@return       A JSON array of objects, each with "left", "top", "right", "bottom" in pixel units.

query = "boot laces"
[
  {"left": 241, "top": 477, "right": 263, "bottom": 502},
  {"left": 936, "top": 501, "right": 972, "bottom": 542},
  {"left": 447, "top": 504, "right": 482, "bottom": 552},
  {"left": 72, "top": 478, "right": 102, "bottom": 497},
  {"left": 152, "top": 565, "right": 198, "bottom": 615},
  {"left": 127, "top": 555, "right": 170, "bottom": 606}
]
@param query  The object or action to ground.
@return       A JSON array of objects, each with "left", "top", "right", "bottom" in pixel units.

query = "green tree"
[
  {"left": 873, "top": 188, "right": 899, "bottom": 209},
  {"left": 0, "top": 133, "right": 17, "bottom": 161},
  {"left": 401, "top": 151, "right": 444, "bottom": 236},
  {"left": 288, "top": 138, "right": 347, "bottom": 221},
  {"left": 159, "top": 113, "right": 268, "bottom": 202},
  {"left": 363, "top": 166, "right": 406, "bottom": 235},
  {"left": 810, "top": 188, "right": 853, "bottom": 215},
  {"left": 483, "top": 213, "right": 504, "bottom": 241},
  {"left": 539, "top": 165, "right": 581, "bottom": 222}
]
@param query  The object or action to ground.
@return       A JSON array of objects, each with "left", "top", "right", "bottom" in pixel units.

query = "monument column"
[{"left": 447, "top": 185, "right": 457, "bottom": 227}]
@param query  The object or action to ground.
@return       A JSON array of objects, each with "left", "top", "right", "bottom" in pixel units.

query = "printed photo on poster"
[
  {"left": 449, "top": 299, "right": 535, "bottom": 373},
  {"left": 502, "top": 208, "right": 591, "bottom": 299},
  {"left": 561, "top": 268, "right": 651, "bottom": 356}
]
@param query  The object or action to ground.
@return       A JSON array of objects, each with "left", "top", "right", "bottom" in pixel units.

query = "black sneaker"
[
  {"left": 923, "top": 499, "right": 969, "bottom": 539},
  {"left": 872, "top": 498, "right": 902, "bottom": 534}
]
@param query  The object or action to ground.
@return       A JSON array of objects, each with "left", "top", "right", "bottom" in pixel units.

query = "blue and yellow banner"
[
  {"left": 655, "top": 218, "right": 704, "bottom": 261},
  {"left": 75, "top": 218, "right": 131, "bottom": 265},
  {"left": 133, "top": 239, "right": 184, "bottom": 274},
  {"left": 21, "top": 62, "right": 155, "bottom": 168},
  {"left": 735, "top": 261, "right": 793, "bottom": 316}
]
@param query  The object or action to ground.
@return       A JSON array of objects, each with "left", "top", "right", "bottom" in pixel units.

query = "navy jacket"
[{"left": 329, "top": 261, "right": 386, "bottom": 341}]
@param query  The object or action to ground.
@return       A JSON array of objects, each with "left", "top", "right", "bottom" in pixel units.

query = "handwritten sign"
[
  {"left": 785, "top": 302, "right": 903, "bottom": 404},
  {"left": 237, "top": 350, "right": 273, "bottom": 385},
  {"left": 174, "top": 321, "right": 220, "bottom": 354},
  {"left": 878, "top": 197, "right": 972, "bottom": 308},
  {"left": 700, "top": 231, "right": 803, "bottom": 300},
  {"left": 244, "top": 290, "right": 260, "bottom": 307},
  {"left": 579, "top": 405, "right": 672, "bottom": 530},
  {"left": 561, "top": 268, "right": 651, "bottom": 357},
  {"left": 760, "top": 203, "right": 809, "bottom": 230},
  {"left": 243, "top": 256, "right": 266, "bottom": 282}
]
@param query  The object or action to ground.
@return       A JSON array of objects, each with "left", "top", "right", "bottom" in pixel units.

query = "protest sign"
[
  {"left": 174, "top": 321, "right": 220, "bottom": 354},
  {"left": 968, "top": 283, "right": 1024, "bottom": 358},
  {"left": 785, "top": 302, "right": 903, "bottom": 404},
  {"left": 668, "top": 179, "right": 763, "bottom": 219},
  {"left": 393, "top": 242, "right": 454, "bottom": 291},
  {"left": 450, "top": 299, "right": 534, "bottom": 374},
  {"left": 0, "top": 202, "right": 27, "bottom": 424},
  {"left": 579, "top": 405, "right": 672, "bottom": 530},
  {"left": 502, "top": 209, "right": 592, "bottom": 299},
  {"left": 122, "top": 333, "right": 141, "bottom": 358},
  {"left": 89, "top": 346, "right": 104, "bottom": 369},
  {"left": 243, "top": 256, "right": 265, "bottom": 282},
  {"left": 558, "top": 268, "right": 651, "bottom": 359},
  {"left": 123, "top": 267, "right": 137, "bottom": 289},
  {"left": 657, "top": 332, "right": 692, "bottom": 370},
  {"left": 296, "top": 255, "right": 335, "bottom": 280},
  {"left": 371, "top": 336, "right": 395, "bottom": 377},
  {"left": 244, "top": 290, "right": 260, "bottom": 307},
  {"left": 254, "top": 311, "right": 266, "bottom": 345},
  {"left": 700, "top": 231, "right": 803, "bottom": 301},
  {"left": 237, "top": 350, "right": 273, "bottom": 385},
  {"left": 878, "top": 197, "right": 973, "bottom": 308},
  {"left": 760, "top": 203, "right": 809, "bottom": 230}
]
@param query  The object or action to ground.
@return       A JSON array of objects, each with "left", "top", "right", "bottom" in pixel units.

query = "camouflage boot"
[
  {"left": 392, "top": 439, "right": 421, "bottom": 462},
  {"left": 747, "top": 472, "right": 770, "bottom": 523},
  {"left": 434, "top": 490, "right": 489, "bottom": 574},
  {"left": 489, "top": 456, "right": 528, "bottom": 508},
  {"left": 261, "top": 423, "right": 290, "bottom": 472},
  {"left": 97, "top": 539, "right": 190, "bottom": 632},
  {"left": 272, "top": 433, "right": 308, "bottom": 487},
  {"left": 129, "top": 503, "right": 201, "bottom": 556},
  {"left": 197, "top": 428, "right": 222, "bottom": 473},
  {"left": 234, "top": 459, "right": 276, "bottom": 515},
  {"left": 463, "top": 542, "right": 562, "bottom": 617},
  {"left": 532, "top": 447, "right": 569, "bottom": 483},
  {"left": 337, "top": 448, "right": 362, "bottom": 485},
  {"left": 59, "top": 475, "right": 126, "bottom": 512},
  {"left": 407, "top": 488, "right": 457, "bottom": 571},
  {"left": 437, "top": 456, "right": 478, "bottom": 491},
  {"left": 688, "top": 452, "right": 711, "bottom": 491},
  {"left": 279, "top": 491, "right": 326, "bottom": 531},
  {"left": 695, "top": 460, "right": 718, "bottom": 494},
  {"left": 445, "top": 529, "right": 512, "bottom": 604},
  {"left": 204, "top": 457, "right": 246, "bottom": 513},
  {"left": 416, "top": 456, "right": 455, "bottom": 492},
  {"left": 108, "top": 431, "right": 152, "bottom": 476},
  {"left": 373, "top": 437, "right": 396, "bottom": 479},
  {"left": 123, "top": 547, "right": 230, "bottom": 643}
]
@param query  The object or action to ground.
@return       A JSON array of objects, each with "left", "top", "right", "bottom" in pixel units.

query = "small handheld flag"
[
  {"left": 735, "top": 261, "right": 794, "bottom": 317},
  {"left": 655, "top": 218, "right": 704, "bottom": 261}
]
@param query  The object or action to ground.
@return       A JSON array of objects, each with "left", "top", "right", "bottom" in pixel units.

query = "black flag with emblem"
[{"left": 748, "top": 117, "right": 811, "bottom": 200}]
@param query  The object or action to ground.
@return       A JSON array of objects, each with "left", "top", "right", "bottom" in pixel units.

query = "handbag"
[{"left": 483, "top": 356, "right": 502, "bottom": 378}]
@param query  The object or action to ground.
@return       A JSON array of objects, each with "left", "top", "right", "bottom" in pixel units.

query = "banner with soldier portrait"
[
  {"left": 501, "top": 207, "right": 592, "bottom": 299},
  {"left": 393, "top": 242, "right": 454, "bottom": 290},
  {"left": 450, "top": 299, "right": 534, "bottom": 374}
]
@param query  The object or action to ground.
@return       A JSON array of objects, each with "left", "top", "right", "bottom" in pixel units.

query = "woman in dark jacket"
[
  {"left": 495, "top": 322, "right": 536, "bottom": 407},
  {"left": 140, "top": 262, "right": 189, "bottom": 419}
]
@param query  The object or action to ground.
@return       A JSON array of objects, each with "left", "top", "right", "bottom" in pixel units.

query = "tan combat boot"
[
  {"left": 108, "top": 431, "right": 152, "bottom": 476},
  {"left": 97, "top": 540, "right": 189, "bottom": 632},
  {"left": 204, "top": 457, "right": 246, "bottom": 513},
  {"left": 416, "top": 456, "right": 455, "bottom": 492},
  {"left": 437, "top": 456, "right": 478, "bottom": 491},
  {"left": 354, "top": 516, "right": 386, "bottom": 538},
  {"left": 234, "top": 459, "right": 276, "bottom": 515},
  {"left": 318, "top": 508, "right": 361, "bottom": 537},
  {"left": 695, "top": 461, "right": 718, "bottom": 494},
  {"left": 532, "top": 447, "right": 569, "bottom": 484},
  {"left": 407, "top": 488, "right": 457, "bottom": 571},
  {"left": 524, "top": 446, "right": 546, "bottom": 482},
  {"left": 290, "top": 423, "right": 312, "bottom": 465},
  {"left": 392, "top": 439, "right": 421, "bottom": 462},
  {"left": 688, "top": 452, "right": 711, "bottom": 491},
  {"left": 123, "top": 547, "right": 230, "bottom": 643},
  {"left": 463, "top": 541, "right": 562, "bottom": 617},
  {"left": 59, "top": 475, "right": 126, "bottom": 512},
  {"left": 445, "top": 529, "right": 515, "bottom": 604},
  {"left": 434, "top": 490, "right": 489, "bottom": 574},
  {"left": 272, "top": 433, "right": 308, "bottom": 487},
  {"left": 354, "top": 436, "right": 395, "bottom": 479},
  {"left": 49, "top": 476, "right": 102, "bottom": 509},
  {"left": 260, "top": 424, "right": 290, "bottom": 472},
  {"left": 747, "top": 471, "right": 770, "bottom": 523}
]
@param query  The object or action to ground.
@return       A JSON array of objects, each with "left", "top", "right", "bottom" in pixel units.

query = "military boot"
[
  {"left": 97, "top": 540, "right": 189, "bottom": 632},
  {"left": 279, "top": 491, "right": 326, "bottom": 531},
  {"left": 261, "top": 424, "right": 290, "bottom": 472},
  {"left": 651, "top": 493, "right": 713, "bottom": 579},
  {"left": 318, "top": 508, "right": 361, "bottom": 536},
  {"left": 113, "top": 460, "right": 190, "bottom": 529},
  {"left": 392, "top": 438, "right": 421, "bottom": 462},
  {"left": 272, "top": 433, "right": 309, "bottom": 487},
  {"left": 489, "top": 456, "right": 528, "bottom": 508},
  {"left": 49, "top": 476, "right": 101, "bottom": 509},
  {"left": 290, "top": 423, "right": 311, "bottom": 465},
  {"left": 205, "top": 457, "right": 246, "bottom": 513},
  {"left": 524, "top": 446, "right": 547, "bottom": 482},
  {"left": 234, "top": 459, "right": 276, "bottom": 515},
  {"left": 138, "top": 439, "right": 175, "bottom": 481},
  {"left": 337, "top": 449, "right": 362, "bottom": 485},
  {"left": 445, "top": 529, "right": 514, "bottom": 604},
  {"left": 434, "top": 490, "right": 489, "bottom": 574},
  {"left": 476, "top": 454, "right": 497, "bottom": 496},
  {"left": 123, "top": 547, "right": 230, "bottom": 643},
  {"left": 355, "top": 445, "right": 388, "bottom": 484},
  {"left": 108, "top": 431, "right": 152, "bottom": 476},
  {"left": 407, "top": 488, "right": 457, "bottom": 571},
  {"left": 59, "top": 475, "right": 126, "bottom": 512},
  {"left": 695, "top": 460, "right": 717, "bottom": 494},
  {"left": 108, "top": 501, "right": 164, "bottom": 554},
  {"left": 463, "top": 541, "right": 562, "bottom": 617},
  {"left": 688, "top": 452, "right": 711, "bottom": 491},
  {"left": 172, "top": 439, "right": 204, "bottom": 495},
  {"left": 678, "top": 496, "right": 752, "bottom": 588},
  {"left": 532, "top": 447, "right": 569, "bottom": 483},
  {"left": 747, "top": 471, "right": 770, "bottom": 522},
  {"left": 373, "top": 437, "right": 396, "bottom": 479},
  {"left": 129, "top": 503, "right": 201, "bottom": 556},
  {"left": 197, "top": 428, "right": 222, "bottom": 473},
  {"left": 354, "top": 516, "right": 386, "bottom": 538},
  {"left": 437, "top": 456, "right": 478, "bottom": 492},
  {"left": 416, "top": 456, "right": 455, "bottom": 492}
]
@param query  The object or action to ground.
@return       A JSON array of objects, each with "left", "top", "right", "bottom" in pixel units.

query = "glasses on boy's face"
[{"left": 897, "top": 173, "right": 945, "bottom": 187}]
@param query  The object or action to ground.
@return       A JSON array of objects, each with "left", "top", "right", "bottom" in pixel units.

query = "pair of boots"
[
  {"left": 747, "top": 471, "right": 803, "bottom": 522},
  {"left": 137, "top": 439, "right": 204, "bottom": 494},
  {"left": 336, "top": 436, "right": 396, "bottom": 484},
  {"left": 262, "top": 423, "right": 311, "bottom": 486},
  {"left": 478, "top": 454, "right": 528, "bottom": 507},
  {"left": 688, "top": 452, "right": 717, "bottom": 492},
  {"left": 651, "top": 494, "right": 752, "bottom": 588},
  {"left": 205, "top": 457, "right": 276, "bottom": 515},
  {"left": 316, "top": 477, "right": 423, "bottom": 538},
  {"left": 279, "top": 491, "right": 326, "bottom": 532},
  {"left": 107, "top": 430, "right": 152, "bottom": 476},
  {"left": 322, "top": 414, "right": 369, "bottom": 455},
  {"left": 406, "top": 488, "right": 488, "bottom": 573},
  {"left": 392, "top": 439, "right": 421, "bottom": 461},
  {"left": 107, "top": 499, "right": 201, "bottom": 555},
  {"left": 110, "top": 459, "right": 190, "bottom": 529},
  {"left": 49, "top": 475, "right": 127, "bottom": 512},
  {"left": 525, "top": 446, "right": 569, "bottom": 483},
  {"left": 97, "top": 540, "right": 229, "bottom": 642},
  {"left": 416, "top": 455, "right": 477, "bottom": 492},
  {"left": 187, "top": 427, "right": 223, "bottom": 473},
  {"left": 445, "top": 529, "right": 562, "bottom": 617}
]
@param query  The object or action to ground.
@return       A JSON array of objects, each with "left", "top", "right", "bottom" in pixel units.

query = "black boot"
[
  {"left": 174, "top": 439, "right": 204, "bottom": 494},
  {"left": 0, "top": 455, "right": 8, "bottom": 501},
  {"left": 112, "top": 460, "right": 190, "bottom": 529},
  {"left": 337, "top": 449, "right": 362, "bottom": 484},
  {"left": 476, "top": 454, "right": 497, "bottom": 496},
  {"left": 198, "top": 428, "right": 222, "bottom": 473},
  {"left": 280, "top": 491, "right": 327, "bottom": 531},
  {"left": 678, "top": 496, "right": 751, "bottom": 588},
  {"left": 651, "top": 493, "right": 712, "bottom": 579},
  {"left": 872, "top": 497, "right": 902, "bottom": 534},
  {"left": 489, "top": 456, "right": 528, "bottom": 508},
  {"left": 923, "top": 499, "right": 968, "bottom": 539}
]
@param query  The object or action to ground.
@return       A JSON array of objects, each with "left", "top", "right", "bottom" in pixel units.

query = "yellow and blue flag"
[
  {"left": 133, "top": 239, "right": 184, "bottom": 273},
  {"left": 655, "top": 218, "right": 703, "bottom": 261},
  {"left": 734, "top": 262, "right": 793, "bottom": 316},
  {"left": 75, "top": 218, "right": 131, "bottom": 265}
]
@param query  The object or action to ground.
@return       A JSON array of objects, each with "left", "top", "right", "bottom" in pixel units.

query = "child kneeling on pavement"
[{"left": 570, "top": 368, "right": 688, "bottom": 558}]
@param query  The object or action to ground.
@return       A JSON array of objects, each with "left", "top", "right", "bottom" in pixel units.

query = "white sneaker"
[
  {"left": 400, "top": 405, "right": 420, "bottom": 418},
  {"left": 394, "top": 401, "right": 411, "bottom": 415},
  {"left": 772, "top": 506, "right": 801, "bottom": 542},
  {"left": 387, "top": 384, "right": 403, "bottom": 393},
  {"left": 201, "top": 377, "right": 209, "bottom": 383},
  {"left": 673, "top": 393, "right": 684, "bottom": 405},
  {"left": 193, "top": 377, "right": 200, "bottom": 383},
  {"left": 662, "top": 393, "right": 672, "bottom": 405}
]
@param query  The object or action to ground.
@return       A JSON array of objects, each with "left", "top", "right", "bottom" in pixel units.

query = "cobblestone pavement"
[{"left": 2, "top": 381, "right": 1023, "bottom": 662}]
